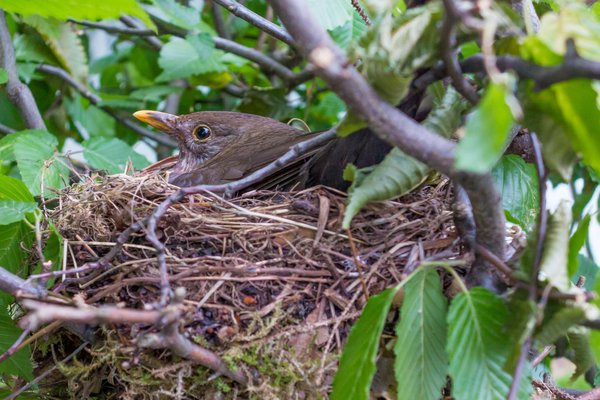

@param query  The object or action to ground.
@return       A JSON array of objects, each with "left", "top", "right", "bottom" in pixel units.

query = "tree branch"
[
  {"left": 69, "top": 19, "right": 155, "bottom": 36},
  {"left": 0, "top": 10, "right": 46, "bottom": 130},
  {"left": 36, "top": 64, "right": 176, "bottom": 147},
  {"left": 414, "top": 43, "right": 600, "bottom": 92},
  {"left": 269, "top": 0, "right": 506, "bottom": 282},
  {"left": 212, "top": 0, "right": 294, "bottom": 46}
]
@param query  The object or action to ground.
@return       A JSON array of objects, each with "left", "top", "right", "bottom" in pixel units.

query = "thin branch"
[
  {"left": 269, "top": 0, "right": 507, "bottom": 283},
  {"left": 530, "top": 132, "right": 548, "bottom": 295},
  {"left": 36, "top": 64, "right": 176, "bottom": 147},
  {"left": 210, "top": 0, "right": 231, "bottom": 40},
  {"left": 120, "top": 15, "right": 164, "bottom": 50},
  {"left": 69, "top": 19, "right": 155, "bottom": 36},
  {"left": 351, "top": 0, "right": 371, "bottom": 25},
  {"left": 414, "top": 43, "right": 600, "bottom": 92},
  {"left": 0, "top": 121, "right": 15, "bottom": 134},
  {"left": 0, "top": 266, "right": 46, "bottom": 298},
  {"left": 0, "top": 10, "right": 46, "bottom": 130},
  {"left": 212, "top": 0, "right": 294, "bottom": 46},
  {"left": 440, "top": 0, "right": 480, "bottom": 104}
]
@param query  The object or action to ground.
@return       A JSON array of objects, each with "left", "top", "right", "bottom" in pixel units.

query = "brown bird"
[
  {"left": 133, "top": 90, "right": 425, "bottom": 190},
  {"left": 133, "top": 110, "right": 320, "bottom": 188}
]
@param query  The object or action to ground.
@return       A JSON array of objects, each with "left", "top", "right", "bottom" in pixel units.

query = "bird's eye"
[{"left": 192, "top": 125, "right": 212, "bottom": 142}]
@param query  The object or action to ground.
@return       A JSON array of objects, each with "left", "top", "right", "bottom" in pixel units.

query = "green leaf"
[
  {"left": 0, "top": 311, "right": 33, "bottom": 381},
  {"left": 13, "top": 130, "right": 70, "bottom": 198},
  {"left": 152, "top": 0, "right": 201, "bottom": 30},
  {"left": 330, "top": 12, "right": 368, "bottom": 50},
  {"left": 0, "top": 0, "right": 155, "bottom": 31},
  {"left": 356, "top": 4, "right": 442, "bottom": 104},
  {"left": 342, "top": 86, "right": 465, "bottom": 228},
  {"left": 491, "top": 155, "right": 539, "bottom": 231},
  {"left": 0, "top": 175, "right": 35, "bottom": 202},
  {"left": 0, "top": 222, "right": 33, "bottom": 273},
  {"left": 331, "top": 288, "right": 398, "bottom": 400},
  {"left": 394, "top": 268, "right": 448, "bottom": 400},
  {"left": 0, "top": 129, "right": 50, "bottom": 163},
  {"left": 568, "top": 327, "right": 594, "bottom": 380},
  {"left": 536, "top": 305, "right": 586, "bottom": 345},
  {"left": 65, "top": 95, "right": 115, "bottom": 138},
  {"left": 0, "top": 201, "right": 37, "bottom": 225},
  {"left": 568, "top": 214, "right": 591, "bottom": 278},
  {"left": 83, "top": 137, "right": 149, "bottom": 174},
  {"left": 539, "top": 200, "right": 572, "bottom": 291},
  {"left": 0, "top": 68, "right": 7, "bottom": 84},
  {"left": 23, "top": 16, "right": 88, "bottom": 83},
  {"left": 157, "top": 34, "right": 227, "bottom": 81},
  {"left": 455, "top": 83, "right": 515, "bottom": 173},
  {"left": 307, "top": 0, "right": 355, "bottom": 31},
  {"left": 447, "top": 288, "right": 512, "bottom": 400}
]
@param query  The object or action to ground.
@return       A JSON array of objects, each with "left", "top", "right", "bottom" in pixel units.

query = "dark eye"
[{"left": 192, "top": 125, "right": 212, "bottom": 142}]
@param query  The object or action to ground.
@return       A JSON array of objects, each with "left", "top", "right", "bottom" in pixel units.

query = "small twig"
[
  {"left": 69, "top": 19, "right": 155, "bottom": 36},
  {"left": 413, "top": 47, "right": 600, "bottom": 92},
  {"left": 440, "top": 0, "right": 479, "bottom": 104},
  {"left": 351, "top": 0, "right": 371, "bottom": 25},
  {"left": 6, "top": 341, "right": 89, "bottom": 400},
  {"left": 0, "top": 121, "right": 15, "bottom": 134},
  {"left": 36, "top": 64, "right": 176, "bottom": 147},
  {"left": 530, "top": 132, "right": 547, "bottom": 297},
  {"left": 210, "top": 0, "right": 231, "bottom": 39},
  {"left": 213, "top": 0, "right": 294, "bottom": 46},
  {"left": 0, "top": 10, "right": 46, "bottom": 129},
  {"left": 346, "top": 229, "right": 369, "bottom": 302},
  {"left": 531, "top": 345, "right": 554, "bottom": 367},
  {"left": 0, "top": 327, "right": 31, "bottom": 365}
]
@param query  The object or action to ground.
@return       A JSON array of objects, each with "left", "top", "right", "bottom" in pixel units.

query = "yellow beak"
[{"left": 133, "top": 110, "right": 178, "bottom": 133}]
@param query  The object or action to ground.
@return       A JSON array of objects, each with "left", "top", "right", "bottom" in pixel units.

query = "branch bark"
[
  {"left": 269, "top": 0, "right": 506, "bottom": 285},
  {"left": 0, "top": 10, "right": 46, "bottom": 130}
]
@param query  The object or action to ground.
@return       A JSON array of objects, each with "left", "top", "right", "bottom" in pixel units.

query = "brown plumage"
[
  {"left": 134, "top": 110, "right": 320, "bottom": 187},
  {"left": 134, "top": 91, "right": 426, "bottom": 190}
]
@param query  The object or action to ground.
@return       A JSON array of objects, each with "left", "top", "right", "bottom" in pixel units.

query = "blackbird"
[{"left": 133, "top": 90, "right": 425, "bottom": 190}]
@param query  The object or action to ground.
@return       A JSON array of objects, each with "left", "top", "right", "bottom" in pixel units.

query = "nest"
[{"left": 35, "top": 173, "right": 458, "bottom": 399}]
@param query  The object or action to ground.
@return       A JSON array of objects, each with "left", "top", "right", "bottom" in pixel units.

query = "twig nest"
[{"left": 40, "top": 173, "right": 456, "bottom": 399}]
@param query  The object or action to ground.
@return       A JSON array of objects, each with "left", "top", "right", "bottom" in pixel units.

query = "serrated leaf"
[
  {"left": 0, "top": 312, "right": 33, "bottom": 380},
  {"left": 356, "top": 4, "right": 441, "bottom": 104},
  {"left": 306, "top": 0, "right": 355, "bottom": 31},
  {"left": 330, "top": 12, "right": 368, "bottom": 50},
  {"left": 491, "top": 155, "right": 539, "bottom": 231},
  {"left": 568, "top": 214, "right": 591, "bottom": 278},
  {"left": 456, "top": 83, "right": 515, "bottom": 173},
  {"left": 342, "top": 86, "right": 465, "bottom": 228},
  {"left": 0, "top": 0, "right": 155, "bottom": 31},
  {"left": 0, "top": 129, "right": 50, "bottom": 163},
  {"left": 0, "top": 175, "right": 35, "bottom": 202},
  {"left": 536, "top": 306, "right": 586, "bottom": 345},
  {"left": 447, "top": 288, "right": 512, "bottom": 400},
  {"left": 13, "top": 130, "right": 70, "bottom": 198},
  {"left": 83, "top": 137, "right": 149, "bottom": 174},
  {"left": 394, "top": 268, "right": 448, "bottom": 400},
  {"left": 331, "top": 288, "right": 398, "bottom": 400},
  {"left": 23, "top": 16, "right": 88, "bottom": 82},
  {"left": 65, "top": 95, "right": 115, "bottom": 139},
  {"left": 152, "top": 0, "right": 201, "bottom": 30},
  {"left": 0, "top": 222, "right": 33, "bottom": 273},
  {"left": 0, "top": 201, "right": 37, "bottom": 225},
  {"left": 539, "top": 200, "right": 572, "bottom": 291},
  {"left": 567, "top": 327, "right": 594, "bottom": 380},
  {"left": 0, "top": 68, "right": 7, "bottom": 84},
  {"left": 157, "top": 34, "right": 226, "bottom": 81}
]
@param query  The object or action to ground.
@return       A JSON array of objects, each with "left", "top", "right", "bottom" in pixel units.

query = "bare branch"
[
  {"left": 0, "top": 10, "right": 46, "bottom": 130},
  {"left": 69, "top": 19, "right": 155, "bottom": 36},
  {"left": 269, "top": 0, "right": 506, "bottom": 281},
  {"left": 213, "top": 0, "right": 294, "bottom": 46},
  {"left": 440, "top": 0, "right": 480, "bottom": 104},
  {"left": 414, "top": 45, "right": 600, "bottom": 92},
  {"left": 0, "top": 266, "right": 46, "bottom": 298},
  {"left": 36, "top": 64, "right": 176, "bottom": 147},
  {"left": 210, "top": 0, "right": 231, "bottom": 39},
  {"left": 0, "top": 121, "right": 15, "bottom": 134}
]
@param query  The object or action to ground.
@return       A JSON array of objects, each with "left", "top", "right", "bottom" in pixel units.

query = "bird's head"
[{"left": 133, "top": 110, "right": 302, "bottom": 174}]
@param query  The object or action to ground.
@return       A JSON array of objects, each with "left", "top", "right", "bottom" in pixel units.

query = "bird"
[
  {"left": 133, "top": 90, "right": 425, "bottom": 190},
  {"left": 133, "top": 110, "right": 321, "bottom": 188}
]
